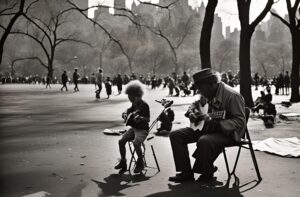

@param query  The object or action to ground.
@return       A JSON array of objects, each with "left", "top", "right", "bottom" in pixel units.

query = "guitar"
[
  {"left": 187, "top": 99, "right": 226, "bottom": 131},
  {"left": 123, "top": 110, "right": 140, "bottom": 127},
  {"left": 190, "top": 109, "right": 226, "bottom": 131}
]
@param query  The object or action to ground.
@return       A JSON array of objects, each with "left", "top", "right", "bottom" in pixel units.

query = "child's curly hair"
[{"left": 125, "top": 80, "right": 144, "bottom": 97}]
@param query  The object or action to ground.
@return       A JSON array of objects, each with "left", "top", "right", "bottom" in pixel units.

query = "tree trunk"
[
  {"left": 124, "top": 54, "right": 132, "bottom": 73},
  {"left": 99, "top": 52, "right": 103, "bottom": 69},
  {"left": 174, "top": 61, "right": 179, "bottom": 74},
  {"left": 199, "top": 0, "right": 218, "bottom": 69},
  {"left": 290, "top": 30, "right": 300, "bottom": 102},
  {"left": 239, "top": 29, "right": 254, "bottom": 107},
  {"left": 48, "top": 59, "right": 53, "bottom": 78}
]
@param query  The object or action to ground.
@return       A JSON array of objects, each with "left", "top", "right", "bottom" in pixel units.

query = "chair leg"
[
  {"left": 248, "top": 142, "right": 262, "bottom": 181},
  {"left": 223, "top": 149, "right": 230, "bottom": 179},
  {"left": 151, "top": 145, "right": 160, "bottom": 172},
  {"left": 231, "top": 146, "right": 242, "bottom": 175}
]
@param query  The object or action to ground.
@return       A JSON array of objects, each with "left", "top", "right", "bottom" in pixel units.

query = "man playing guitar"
[{"left": 169, "top": 69, "right": 246, "bottom": 183}]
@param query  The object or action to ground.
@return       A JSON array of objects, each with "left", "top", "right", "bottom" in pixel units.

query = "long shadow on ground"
[
  {"left": 145, "top": 180, "right": 243, "bottom": 197},
  {"left": 92, "top": 173, "right": 151, "bottom": 197}
]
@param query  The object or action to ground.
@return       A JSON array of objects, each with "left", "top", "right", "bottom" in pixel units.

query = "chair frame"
[
  {"left": 222, "top": 107, "right": 262, "bottom": 183},
  {"left": 128, "top": 137, "right": 160, "bottom": 174}
]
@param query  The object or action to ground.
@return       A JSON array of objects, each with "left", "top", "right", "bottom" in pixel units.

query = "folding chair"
[
  {"left": 127, "top": 136, "right": 160, "bottom": 173},
  {"left": 222, "top": 107, "right": 262, "bottom": 183}
]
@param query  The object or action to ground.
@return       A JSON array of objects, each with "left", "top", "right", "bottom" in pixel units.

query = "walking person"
[
  {"left": 61, "top": 71, "right": 68, "bottom": 91},
  {"left": 46, "top": 74, "right": 51, "bottom": 89},
  {"left": 73, "top": 68, "right": 80, "bottom": 92},
  {"left": 284, "top": 71, "right": 290, "bottom": 95},
  {"left": 95, "top": 69, "right": 103, "bottom": 99},
  {"left": 91, "top": 73, "right": 97, "bottom": 89},
  {"left": 116, "top": 74, "right": 123, "bottom": 95},
  {"left": 105, "top": 77, "right": 112, "bottom": 99}
]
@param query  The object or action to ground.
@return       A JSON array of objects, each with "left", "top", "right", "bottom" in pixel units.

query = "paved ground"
[{"left": 0, "top": 84, "right": 299, "bottom": 197}]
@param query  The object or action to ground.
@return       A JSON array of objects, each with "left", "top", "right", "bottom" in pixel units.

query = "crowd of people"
[{"left": 1, "top": 69, "right": 292, "bottom": 93}]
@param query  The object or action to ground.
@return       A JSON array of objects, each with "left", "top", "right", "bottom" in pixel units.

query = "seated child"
[{"left": 115, "top": 80, "right": 150, "bottom": 173}]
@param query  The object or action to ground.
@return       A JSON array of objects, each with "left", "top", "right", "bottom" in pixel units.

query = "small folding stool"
[{"left": 128, "top": 136, "right": 160, "bottom": 174}]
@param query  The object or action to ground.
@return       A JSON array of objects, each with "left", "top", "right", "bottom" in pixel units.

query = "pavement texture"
[{"left": 0, "top": 84, "right": 299, "bottom": 197}]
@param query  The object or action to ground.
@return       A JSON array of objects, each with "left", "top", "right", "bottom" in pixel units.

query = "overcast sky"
[{"left": 88, "top": 0, "right": 288, "bottom": 33}]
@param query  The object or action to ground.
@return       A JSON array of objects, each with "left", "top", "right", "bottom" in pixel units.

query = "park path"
[{"left": 0, "top": 84, "right": 299, "bottom": 197}]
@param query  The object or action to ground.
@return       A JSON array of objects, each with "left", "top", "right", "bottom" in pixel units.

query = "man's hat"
[{"left": 193, "top": 68, "right": 216, "bottom": 85}]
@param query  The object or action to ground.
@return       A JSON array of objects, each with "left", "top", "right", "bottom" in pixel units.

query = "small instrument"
[{"left": 123, "top": 110, "right": 140, "bottom": 127}]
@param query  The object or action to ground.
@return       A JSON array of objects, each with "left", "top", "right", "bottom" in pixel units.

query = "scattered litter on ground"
[
  {"left": 73, "top": 173, "right": 84, "bottom": 176},
  {"left": 49, "top": 173, "right": 65, "bottom": 180},
  {"left": 279, "top": 113, "right": 300, "bottom": 121},
  {"left": 80, "top": 155, "right": 86, "bottom": 158}
]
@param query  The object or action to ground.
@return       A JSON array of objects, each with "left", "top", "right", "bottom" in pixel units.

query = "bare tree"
[
  {"left": 146, "top": 16, "right": 194, "bottom": 74},
  {"left": 0, "top": 0, "right": 40, "bottom": 64},
  {"left": 271, "top": 0, "right": 300, "bottom": 102},
  {"left": 65, "top": 0, "right": 140, "bottom": 73},
  {"left": 9, "top": 2, "right": 91, "bottom": 77},
  {"left": 237, "top": 0, "right": 274, "bottom": 107}
]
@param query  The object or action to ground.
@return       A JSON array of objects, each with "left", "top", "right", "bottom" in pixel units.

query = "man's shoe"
[
  {"left": 114, "top": 159, "right": 127, "bottom": 171},
  {"left": 133, "top": 160, "right": 144, "bottom": 173},
  {"left": 168, "top": 172, "right": 194, "bottom": 182}
]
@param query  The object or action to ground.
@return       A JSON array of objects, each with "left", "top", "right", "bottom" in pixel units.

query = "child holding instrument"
[{"left": 115, "top": 80, "right": 150, "bottom": 173}]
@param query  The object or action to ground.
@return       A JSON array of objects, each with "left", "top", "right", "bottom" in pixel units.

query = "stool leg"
[
  {"left": 128, "top": 142, "right": 136, "bottom": 172},
  {"left": 142, "top": 143, "right": 147, "bottom": 167},
  {"left": 151, "top": 145, "right": 160, "bottom": 172}
]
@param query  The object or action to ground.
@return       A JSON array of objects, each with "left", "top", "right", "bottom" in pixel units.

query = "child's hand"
[{"left": 122, "top": 112, "right": 128, "bottom": 120}]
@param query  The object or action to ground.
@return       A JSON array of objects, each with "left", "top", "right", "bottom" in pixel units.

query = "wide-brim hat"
[{"left": 193, "top": 68, "right": 216, "bottom": 85}]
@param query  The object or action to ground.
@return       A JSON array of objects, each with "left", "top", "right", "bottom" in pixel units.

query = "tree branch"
[
  {"left": 270, "top": 10, "right": 290, "bottom": 28},
  {"left": 24, "top": 0, "right": 40, "bottom": 14},
  {"left": 10, "top": 30, "right": 50, "bottom": 60},
  {"left": 65, "top": 0, "right": 130, "bottom": 67},
  {"left": 137, "top": 0, "right": 179, "bottom": 9},
  {"left": 12, "top": 56, "right": 47, "bottom": 69},
  {"left": 250, "top": 0, "right": 274, "bottom": 29},
  {"left": 0, "top": 1, "right": 18, "bottom": 15},
  {"left": 22, "top": 13, "right": 53, "bottom": 47},
  {"left": 56, "top": 36, "right": 92, "bottom": 47}
]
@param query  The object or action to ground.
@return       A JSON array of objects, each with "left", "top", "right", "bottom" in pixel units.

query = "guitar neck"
[{"left": 208, "top": 111, "right": 226, "bottom": 120}]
